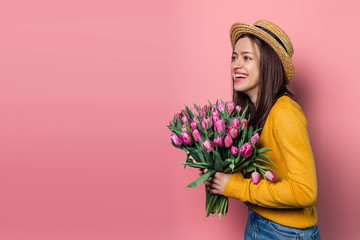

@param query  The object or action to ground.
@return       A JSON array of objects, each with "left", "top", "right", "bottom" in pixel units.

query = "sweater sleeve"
[{"left": 224, "top": 101, "right": 318, "bottom": 208}]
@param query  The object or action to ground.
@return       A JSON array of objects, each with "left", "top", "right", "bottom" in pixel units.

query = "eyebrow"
[{"left": 232, "top": 51, "right": 254, "bottom": 55}]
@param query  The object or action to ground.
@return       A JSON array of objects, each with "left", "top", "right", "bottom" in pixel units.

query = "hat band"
[{"left": 254, "top": 25, "right": 288, "bottom": 54}]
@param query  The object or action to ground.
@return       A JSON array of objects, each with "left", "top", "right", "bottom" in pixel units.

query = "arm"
[{"left": 224, "top": 101, "right": 318, "bottom": 208}]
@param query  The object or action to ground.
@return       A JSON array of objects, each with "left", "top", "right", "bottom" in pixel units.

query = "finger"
[{"left": 208, "top": 186, "right": 219, "bottom": 195}]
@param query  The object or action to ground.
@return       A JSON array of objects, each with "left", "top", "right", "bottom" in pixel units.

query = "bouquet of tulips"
[{"left": 167, "top": 100, "right": 277, "bottom": 219}]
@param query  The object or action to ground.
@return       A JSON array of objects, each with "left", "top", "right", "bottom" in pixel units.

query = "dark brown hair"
[{"left": 232, "top": 34, "right": 294, "bottom": 130}]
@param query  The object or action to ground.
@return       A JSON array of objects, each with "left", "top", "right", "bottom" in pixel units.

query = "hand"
[{"left": 199, "top": 169, "right": 232, "bottom": 195}]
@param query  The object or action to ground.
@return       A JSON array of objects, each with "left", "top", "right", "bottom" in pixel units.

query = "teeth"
[{"left": 235, "top": 74, "right": 247, "bottom": 78}]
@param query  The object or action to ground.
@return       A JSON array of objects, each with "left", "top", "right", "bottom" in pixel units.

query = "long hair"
[{"left": 232, "top": 34, "right": 294, "bottom": 130}]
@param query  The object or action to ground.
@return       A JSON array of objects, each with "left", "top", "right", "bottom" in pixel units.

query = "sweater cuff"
[{"left": 224, "top": 172, "right": 246, "bottom": 200}]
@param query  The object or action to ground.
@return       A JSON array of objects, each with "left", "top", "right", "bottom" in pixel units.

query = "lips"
[{"left": 234, "top": 72, "right": 248, "bottom": 82}]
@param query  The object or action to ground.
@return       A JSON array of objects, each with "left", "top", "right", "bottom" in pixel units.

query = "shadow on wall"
[{"left": 290, "top": 60, "right": 343, "bottom": 240}]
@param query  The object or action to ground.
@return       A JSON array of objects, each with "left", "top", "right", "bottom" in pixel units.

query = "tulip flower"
[
  {"left": 218, "top": 102, "right": 225, "bottom": 112},
  {"left": 226, "top": 101, "right": 235, "bottom": 114},
  {"left": 241, "top": 118, "right": 248, "bottom": 130},
  {"left": 236, "top": 105, "right": 241, "bottom": 113},
  {"left": 230, "top": 118, "right": 240, "bottom": 129},
  {"left": 212, "top": 109, "right": 220, "bottom": 117},
  {"left": 213, "top": 135, "right": 224, "bottom": 147},
  {"left": 231, "top": 146, "right": 239, "bottom": 156},
  {"left": 201, "top": 118, "right": 209, "bottom": 130},
  {"left": 224, "top": 134, "right": 233, "bottom": 147},
  {"left": 192, "top": 129, "right": 202, "bottom": 142},
  {"left": 212, "top": 115, "right": 220, "bottom": 124},
  {"left": 202, "top": 139, "right": 214, "bottom": 152},
  {"left": 240, "top": 142, "right": 252, "bottom": 157},
  {"left": 181, "top": 132, "right": 193, "bottom": 145},
  {"left": 190, "top": 120, "right": 198, "bottom": 130},
  {"left": 169, "top": 120, "right": 173, "bottom": 126},
  {"left": 181, "top": 124, "right": 187, "bottom": 133},
  {"left": 170, "top": 133, "right": 182, "bottom": 146},
  {"left": 191, "top": 108, "right": 199, "bottom": 117},
  {"left": 215, "top": 119, "right": 226, "bottom": 133},
  {"left": 251, "top": 172, "right": 261, "bottom": 185},
  {"left": 229, "top": 127, "right": 238, "bottom": 139},
  {"left": 206, "top": 117, "right": 213, "bottom": 127},
  {"left": 182, "top": 116, "right": 188, "bottom": 124},
  {"left": 265, "top": 171, "right": 276, "bottom": 181},
  {"left": 251, "top": 133, "right": 259, "bottom": 143}
]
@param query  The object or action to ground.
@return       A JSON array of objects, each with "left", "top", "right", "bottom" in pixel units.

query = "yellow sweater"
[{"left": 224, "top": 95, "right": 318, "bottom": 228}]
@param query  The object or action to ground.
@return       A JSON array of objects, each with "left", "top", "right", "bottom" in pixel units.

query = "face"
[{"left": 231, "top": 37, "right": 261, "bottom": 105}]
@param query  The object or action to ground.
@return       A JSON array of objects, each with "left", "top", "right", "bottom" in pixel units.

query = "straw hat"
[{"left": 230, "top": 20, "right": 295, "bottom": 83}]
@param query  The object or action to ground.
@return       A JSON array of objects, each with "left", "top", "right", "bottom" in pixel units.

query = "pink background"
[{"left": 0, "top": 0, "right": 359, "bottom": 239}]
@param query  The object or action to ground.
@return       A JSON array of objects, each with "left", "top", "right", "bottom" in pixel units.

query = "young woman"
[{"left": 201, "top": 20, "right": 320, "bottom": 239}]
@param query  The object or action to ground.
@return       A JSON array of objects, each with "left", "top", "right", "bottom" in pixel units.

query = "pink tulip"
[
  {"left": 192, "top": 129, "right": 202, "bottom": 141},
  {"left": 191, "top": 108, "right": 199, "bottom": 117},
  {"left": 182, "top": 116, "right": 188, "bottom": 124},
  {"left": 169, "top": 121, "right": 173, "bottom": 126},
  {"left": 170, "top": 133, "right": 182, "bottom": 146},
  {"left": 224, "top": 134, "right": 233, "bottom": 147},
  {"left": 265, "top": 171, "right": 276, "bottom": 181},
  {"left": 181, "top": 124, "right": 187, "bottom": 132},
  {"left": 229, "top": 127, "right": 238, "bottom": 139},
  {"left": 202, "top": 105, "right": 208, "bottom": 112},
  {"left": 231, "top": 146, "right": 239, "bottom": 156},
  {"left": 236, "top": 105, "right": 241, "bottom": 113},
  {"left": 241, "top": 118, "right": 248, "bottom": 130},
  {"left": 212, "top": 109, "right": 220, "bottom": 117},
  {"left": 230, "top": 118, "right": 240, "bottom": 129},
  {"left": 218, "top": 102, "right": 225, "bottom": 112},
  {"left": 240, "top": 142, "right": 253, "bottom": 157},
  {"left": 213, "top": 135, "right": 224, "bottom": 147},
  {"left": 181, "top": 132, "right": 193, "bottom": 145},
  {"left": 206, "top": 117, "right": 213, "bottom": 127},
  {"left": 201, "top": 118, "right": 209, "bottom": 129},
  {"left": 212, "top": 115, "right": 220, "bottom": 124},
  {"left": 251, "top": 133, "right": 259, "bottom": 143},
  {"left": 251, "top": 172, "right": 261, "bottom": 185},
  {"left": 215, "top": 119, "right": 226, "bottom": 133},
  {"left": 202, "top": 139, "right": 214, "bottom": 152},
  {"left": 190, "top": 120, "right": 198, "bottom": 130},
  {"left": 226, "top": 101, "right": 235, "bottom": 114}
]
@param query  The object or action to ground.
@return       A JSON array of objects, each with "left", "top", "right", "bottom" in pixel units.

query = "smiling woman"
[
  {"left": 202, "top": 20, "right": 321, "bottom": 240},
  {"left": 231, "top": 37, "right": 260, "bottom": 105}
]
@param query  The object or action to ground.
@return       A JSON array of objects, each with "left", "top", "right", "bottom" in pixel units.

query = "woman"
[{"left": 201, "top": 20, "right": 320, "bottom": 239}]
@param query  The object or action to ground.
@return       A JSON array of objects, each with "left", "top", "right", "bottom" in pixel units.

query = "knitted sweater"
[{"left": 224, "top": 95, "right": 318, "bottom": 228}]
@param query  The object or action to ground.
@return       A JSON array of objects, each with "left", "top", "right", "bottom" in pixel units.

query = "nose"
[{"left": 232, "top": 57, "right": 243, "bottom": 69}]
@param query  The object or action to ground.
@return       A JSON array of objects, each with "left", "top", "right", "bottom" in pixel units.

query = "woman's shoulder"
[{"left": 269, "top": 95, "right": 307, "bottom": 125}]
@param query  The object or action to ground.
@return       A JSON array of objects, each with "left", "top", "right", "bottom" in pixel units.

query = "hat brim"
[{"left": 230, "top": 23, "right": 294, "bottom": 83}]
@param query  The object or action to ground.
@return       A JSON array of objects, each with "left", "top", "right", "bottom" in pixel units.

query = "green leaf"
[
  {"left": 257, "top": 147, "right": 271, "bottom": 154},
  {"left": 186, "top": 169, "right": 216, "bottom": 188},
  {"left": 180, "top": 162, "right": 212, "bottom": 168},
  {"left": 246, "top": 165, "right": 256, "bottom": 172},
  {"left": 212, "top": 150, "right": 223, "bottom": 171},
  {"left": 259, "top": 153, "right": 277, "bottom": 167},
  {"left": 224, "top": 158, "right": 235, "bottom": 171},
  {"left": 185, "top": 105, "right": 194, "bottom": 120},
  {"left": 167, "top": 126, "right": 182, "bottom": 136},
  {"left": 203, "top": 151, "right": 213, "bottom": 165},
  {"left": 240, "top": 104, "right": 249, "bottom": 119},
  {"left": 188, "top": 148, "right": 206, "bottom": 163},
  {"left": 248, "top": 126, "right": 253, "bottom": 139},
  {"left": 255, "top": 158, "right": 271, "bottom": 165},
  {"left": 241, "top": 125, "right": 248, "bottom": 143}
]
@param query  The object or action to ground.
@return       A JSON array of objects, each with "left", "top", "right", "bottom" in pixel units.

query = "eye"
[
  {"left": 231, "top": 56, "right": 237, "bottom": 61},
  {"left": 244, "top": 56, "right": 252, "bottom": 61}
]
